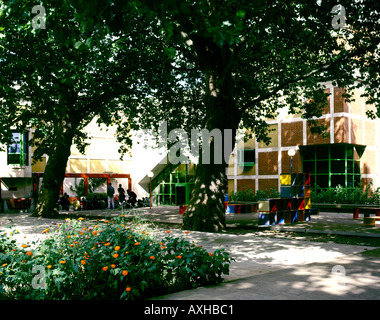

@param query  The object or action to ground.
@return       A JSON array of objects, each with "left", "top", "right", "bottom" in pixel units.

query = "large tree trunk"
[
  {"left": 33, "top": 126, "right": 74, "bottom": 218},
  {"left": 183, "top": 65, "right": 241, "bottom": 231},
  {"left": 182, "top": 111, "right": 239, "bottom": 232},
  {"left": 183, "top": 158, "right": 228, "bottom": 232}
]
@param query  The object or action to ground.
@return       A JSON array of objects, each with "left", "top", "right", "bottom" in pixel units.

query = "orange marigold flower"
[
  {"left": 104, "top": 242, "right": 111, "bottom": 246},
  {"left": 209, "top": 253, "right": 213, "bottom": 257},
  {"left": 125, "top": 251, "right": 129, "bottom": 254},
  {"left": 126, "top": 287, "right": 131, "bottom": 292},
  {"left": 166, "top": 230, "right": 171, "bottom": 233},
  {"left": 60, "top": 260, "right": 66, "bottom": 264},
  {"left": 161, "top": 246, "right": 166, "bottom": 249},
  {"left": 184, "top": 231, "right": 190, "bottom": 234},
  {"left": 21, "top": 244, "right": 28, "bottom": 248},
  {"left": 150, "top": 256, "right": 155, "bottom": 260},
  {"left": 26, "top": 251, "right": 32, "bottom": 256},
  {"left": 134, "top": 242, "right": 140, "bottom": 246},
  {"left": 175, "top": 255, "right": 182, "bottom": 259},
  {"left": 113, "top": 253, "right": 119, "bottom": 259},
  {"left": 80, "top": 260, "right": 86, "bottom": 265},
  {"left": 114, "top": 246, "right": 120, "bottom": 251},
  {"left": 102, "top": 266, "right": 108, "bottom": 271},
  {"left": 122, "top": 270, "right": 128, "bottom": 276},
  {"left": 111, "top": 264, "right": 116, "bottom": 268},
  {"left": 47, "top": 265, "right": 52, "bottom": 269},
  {"left": 2, "top": 263, "right": 7, "bottom": 267}
]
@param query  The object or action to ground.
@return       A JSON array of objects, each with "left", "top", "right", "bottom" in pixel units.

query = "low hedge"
[
  {"left": 0, "top": 216, "right": 232, "bottom": 300},
  {"left": 311, "top": 184, "right": 380, "bottom": 205}
]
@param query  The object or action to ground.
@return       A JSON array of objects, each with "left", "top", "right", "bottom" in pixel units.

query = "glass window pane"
[
  {"left": 354, "top": 161, "right": 360, "bottom": 174},
  {"left": 303, "top": 161, "right": 315, "bottom": 174},
  {"left": 331, "top": 175, "right": 345, "bottom": 188},
  {"left": 310, "top": 175, "right": 316, "bottom": 188},
  {"left": 302, "top": 147, "right": 315, "bottom": 161},
  {"left": 316, "top": 146, "right": 329, "bottom": 160},
  {"left": 354, "top": 175, "right": 361, "bottom": 187},
  {"left": 316, "top": 175, "right": 329, "bottom": 188},
  {"left": 316, "top": 161, "right": 329, "bottom": 173},
  {"left": 346, "top": 175, "right": 354, "bottom": 188},
  {"left": 8, "top": 133, "right": 21, "bottom": 154},
  {"left": 331, "top": 160, "right": 345, "bottom": 173},
  {"left": 346, "top": 146, "right": 354, "bottom": 159},
  {"left": 331, "top": 145, "right": 345, "bottom": 160},
  {"left": 347, "top": 160, "right": 354, "bottom": 173}
]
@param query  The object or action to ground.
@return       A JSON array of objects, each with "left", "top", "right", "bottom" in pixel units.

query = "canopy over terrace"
[{"left": 32, "top": 172, "right": 131, "bottom": 200}]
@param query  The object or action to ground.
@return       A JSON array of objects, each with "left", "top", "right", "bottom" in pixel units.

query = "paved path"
[{"left": 1, "top": 207, "right": 380, "bottom": 300}]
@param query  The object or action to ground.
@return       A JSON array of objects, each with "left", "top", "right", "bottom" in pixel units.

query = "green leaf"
[
  {"left": 236, "top": 10, "right": 245, "bottom": 18},
  {"left": 74, "top": 41, "right": 83, "bottom": 50}
]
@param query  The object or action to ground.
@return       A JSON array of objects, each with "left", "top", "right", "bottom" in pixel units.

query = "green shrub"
[
  {"left": 228, "top": 186, "right": 280, "bottom": 202},
  {"left": 228, "top": 186, "right": 256, "bottom": 202},
  {"left": 311, "top": 183, "right": 380, "bottom": 205},
  {"left": 256, "top": 187, "right": 281, "bottom": 199},
  {"left": 0, "top": 216, "right": 232, "bottom": 300}
]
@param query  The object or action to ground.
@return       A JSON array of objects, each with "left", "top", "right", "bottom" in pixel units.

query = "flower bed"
[{"left": 0, "top": 216, "right": 232, "bottom": 300}]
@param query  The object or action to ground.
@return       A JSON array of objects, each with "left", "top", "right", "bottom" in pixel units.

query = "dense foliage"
[
  {"left": 228, "top": 187, "right": 280, "bottom": 202},
  {"left": 0, "top": 216, "right": 232, "bottom": 300},
  {"left": 311, "top": 183, "right": 380, "bottom": 205}
]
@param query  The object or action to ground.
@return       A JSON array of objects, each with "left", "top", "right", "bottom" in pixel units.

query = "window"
[
  {"left": 301, "top": 143, "right": 364, "bottom": 190},
  {"left": 7, "top": 132, "right": 28, "bottom": 166},
  {"left": 238, "top": 149, "right": 255, "bottom": 167},
  {"left": 154, "top": 163, "right": 197, "bottom": 205}
]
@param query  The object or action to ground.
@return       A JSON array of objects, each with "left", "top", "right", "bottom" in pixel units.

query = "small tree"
[{"left": 0, "top": 0, "right": 159, "bottom": 217}]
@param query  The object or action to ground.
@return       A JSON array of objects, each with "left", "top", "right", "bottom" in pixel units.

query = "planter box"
[
  {"left": 258, "top": 213, "right": 270, "bottom": 225},
  {"left": 226, "top": 202, "right": 258, "bottom": 214},
  {"left": 284, "top": 211, "right": 292, "bottom": 224},
  {"left": 258, "top": 212, "right": 277, "bottom": 225}
]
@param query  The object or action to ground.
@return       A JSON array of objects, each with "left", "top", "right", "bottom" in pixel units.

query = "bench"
[
  {"left": 363, "top": 216, "right": 380, "bottom": 226},
  {"left": 353, "top": 206, "right": 380, "bottom": 220},
  {"left": 312, "top": 203, "right": 380, "bottom": 222},
  {"left": 5, "top": 198, "right": 32, "bottom": 212}
]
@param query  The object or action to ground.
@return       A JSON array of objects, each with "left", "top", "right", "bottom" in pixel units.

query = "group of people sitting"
[
  {"left": 58, "top": 183, "right": 141, "bottom": 211},
  {"left": 107, "top": 183, "right": 137, "bottom": 209}
]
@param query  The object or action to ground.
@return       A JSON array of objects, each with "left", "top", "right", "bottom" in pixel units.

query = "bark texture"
[{"left": 33, "top": 125, "right": 74, "bottom": 218}]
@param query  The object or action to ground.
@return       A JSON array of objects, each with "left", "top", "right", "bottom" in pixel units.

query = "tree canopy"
[
  {"left": 1, "top": 0, "right": 379, "bottom": 229},
  {"left": 0, "top": 0, "right": 175, "bottom": 217}
]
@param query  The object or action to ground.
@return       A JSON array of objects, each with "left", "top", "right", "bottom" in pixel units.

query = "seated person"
[
  {"left": 126, "top": 189, "right": 137, "bottom": 206},
  {"left": 59, "top": 193, "right": 70, "bottom": 211}
]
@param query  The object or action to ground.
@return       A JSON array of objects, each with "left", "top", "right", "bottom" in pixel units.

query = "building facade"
[{"left": 227, "top": 84, "right": 380, "bottom": 194}]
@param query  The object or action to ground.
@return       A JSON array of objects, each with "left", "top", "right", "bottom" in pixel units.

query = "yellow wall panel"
[
  {"left": 89, "top": 159, "right": 107, "bottom": 173},
  {"left": 227, "top": 179, "right": 235, "bottom": 195},
  {"left": 258, "top": 124, "right": 278, "bottom": 148},
  {"left": 70, "top": 159, "right": 87, "bottom": 173},
  {"left": 239, "top": 165, "right": 255, "bottom": 176},
  {"left": 32, "top": 157, "right": 46, "bottom": 172},
  {"left": 108, "top": 160, "right": 131, "bottom": 173}
]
